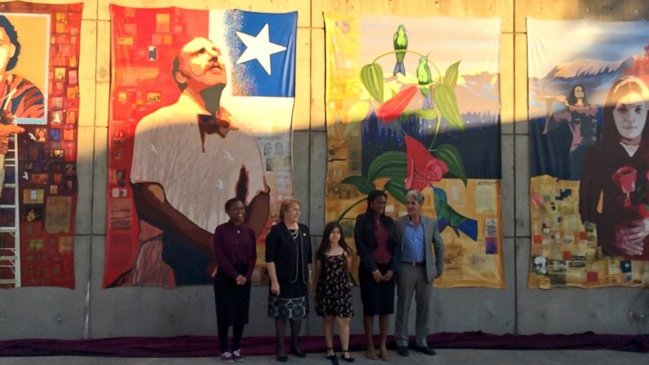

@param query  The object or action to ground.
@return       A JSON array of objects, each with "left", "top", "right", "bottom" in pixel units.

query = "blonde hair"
[
  {"left": 608, "top": 76, "right": 649, "bottom": 102},
  {"left": 602, "top": 76, "right": 649, "bottom": 144},
  {"left": 279, "top": 198, "right": 301, "bottom": 220}
]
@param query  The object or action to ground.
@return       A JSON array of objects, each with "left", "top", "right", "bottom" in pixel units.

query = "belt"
[{"left": 402, "top": 261, "right": 425, "bottom": 266}]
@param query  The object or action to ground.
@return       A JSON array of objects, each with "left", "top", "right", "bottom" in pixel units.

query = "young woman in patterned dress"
[{"left": 315, "top": 221, "right": 355, "bottom": 363}]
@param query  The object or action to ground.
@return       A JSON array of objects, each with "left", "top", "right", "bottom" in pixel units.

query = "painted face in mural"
[
  {"left": 613, "top": 92, "right": 648, "bottom": 144},
  {"left": 176, "top": 37, "right": 226, "bottom": 91},
  {"left": 406, "top": 195, "right": 422, "bottom": 218},
  {"left": 0, "top": 27, "right": 16, "bottom": 75},
  {"left": 573, "top": 86, "right": 584, "bottom": 99}
]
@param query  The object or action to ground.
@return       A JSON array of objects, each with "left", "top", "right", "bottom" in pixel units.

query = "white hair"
[{"left": 406, "top": 190, "right": 424, "bottom": 204}]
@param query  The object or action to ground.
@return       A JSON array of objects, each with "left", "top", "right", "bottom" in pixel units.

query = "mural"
[
  {"left": 528, "top": 19, "right": 649, "bottom": 288},
  {"left": 105, "top": 6, "right": 296, "bottom": 288},
  {"left": 0, "top": 2, "right": 81, "bottom": 288},
  {"left": 325, "top": 15, "right": 503, "bottom": 288}
]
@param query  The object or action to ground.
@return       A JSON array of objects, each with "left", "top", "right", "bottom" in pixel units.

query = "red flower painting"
[{"left": 404, "top": 135, "right": 448, "bottom": 191}]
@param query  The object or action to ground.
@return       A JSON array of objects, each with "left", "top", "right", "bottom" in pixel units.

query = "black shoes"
[
  {"left": 290, "top": 344, "right": 306, "bottom": 358},
  {"left": 396, "top": 346, "right": 409, "bottom": 357},
  {"left": 414, "top": 346, "right": 437, "bottom": 356},
  {"left": 397, "top": 345, "right": 436, "bottom": 356},
  {"left": 340, "top": 350, "right": 355, "bottom": 362},
  {"left": 276, "top": 347, "right": 288, "bottom": 362}
]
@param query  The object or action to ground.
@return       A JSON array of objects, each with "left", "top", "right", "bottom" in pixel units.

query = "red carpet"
[{"left": 1, "top": 332, "right": 647, "bottom": 356}]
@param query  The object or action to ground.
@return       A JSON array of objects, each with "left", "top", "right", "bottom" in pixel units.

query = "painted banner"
[
  {"left": 528, "top": 19, "right": 649, "bottom": 288},
  {"left": 0, "top": 3, "right": 82, "bottom": 288},
  {"left": 105, "top": 6, "right": 296, "bottom": 288},
  {"left": 325, "top": 15, "right": 503, "bottom": 288}
]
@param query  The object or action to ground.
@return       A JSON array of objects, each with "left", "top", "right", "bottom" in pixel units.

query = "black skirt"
[
  {"left": 359, "top": 263, "right": 395, "bottom": 316},
  {"left": 267, "top": 278, "right": 309, "bottom": 320},
  {"left": 213, "top": 265, "right": 251, "bottom": 326}
]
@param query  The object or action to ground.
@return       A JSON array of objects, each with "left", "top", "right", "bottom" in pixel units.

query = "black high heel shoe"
[
  {"left": 325, "top": 347, "right": 338, "bottom": 360},
  {"left": 326, "top": 348, "right": 340, "bottom": 364},
  {"left": 276, "top": 346, "right": 288, "bottom": 362},
  {"left": 291, "top": 344, "right": 306, "bottom": 358},
  {"left": 340, "top": 350, "right": 355, "bottom": 362},
  {"left": 326, "top": 348, "right": 337, "bottom": 358}
]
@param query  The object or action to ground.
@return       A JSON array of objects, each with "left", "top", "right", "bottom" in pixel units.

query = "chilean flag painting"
[{"left": 105, "top": 6, "right": 296, "bottom": 287}]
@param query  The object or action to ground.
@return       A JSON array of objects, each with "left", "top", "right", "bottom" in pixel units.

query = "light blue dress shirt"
[{"left": 401, "top": 218, "right": 425, "bottom": 263}]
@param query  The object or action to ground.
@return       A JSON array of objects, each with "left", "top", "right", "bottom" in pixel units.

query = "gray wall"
[
  {"left": 2, "top": 128, "right": 647, "bottom": 340},
  {"left": 1, "top": 0, "right": 649, "bottom": 340}
]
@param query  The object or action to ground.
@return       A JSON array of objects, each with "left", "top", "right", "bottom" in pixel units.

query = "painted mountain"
[
  {"left": 528, "top": 51, "right": 649, "bottom": 179},
  {"left": 529, "top": 56, "right": 636, "bottom": 119}
]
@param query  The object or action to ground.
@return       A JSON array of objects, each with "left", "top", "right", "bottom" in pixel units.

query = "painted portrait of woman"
[
  {"left": 544, "top": 84, "right": 598, "bottom": 180},
  {"left": 579, "top": 76, "right": 649, "bottom": 259}
]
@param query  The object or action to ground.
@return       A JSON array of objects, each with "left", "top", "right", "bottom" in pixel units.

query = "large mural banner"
[
  {"left": 325, "top": 15, "right": 503, "bottom": 288},
  {"left": 528, "top": 19, "right": 649, "bottom": 288},
  {"left": 105, "top": 6, "right": 296, "bottom": 288},
  {"left": 0, "top": 3, "right": 82, "bottom": 288}
]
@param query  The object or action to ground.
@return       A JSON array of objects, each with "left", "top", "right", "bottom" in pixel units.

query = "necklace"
[{"left": 290, "top": 228, "right": 299, "bottom": 240}]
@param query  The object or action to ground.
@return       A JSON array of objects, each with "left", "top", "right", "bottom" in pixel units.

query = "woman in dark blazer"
[
  {"left": 266, "top": 198, "right": 313, "bottom": 362},
  {"left": 354, "top": 190, "right": 401, "bottom": 360}
]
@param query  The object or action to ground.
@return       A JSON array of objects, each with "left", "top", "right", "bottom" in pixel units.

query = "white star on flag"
[{"left": 235, "top": 24, "right": 286, "bottom": 75}]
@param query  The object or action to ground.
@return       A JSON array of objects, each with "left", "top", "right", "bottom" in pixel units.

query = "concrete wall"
[{"left": 0, "top": 0, "right": 648, "bottom": 340}]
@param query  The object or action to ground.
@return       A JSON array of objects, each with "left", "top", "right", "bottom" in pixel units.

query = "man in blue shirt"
[{"left": 394, "top": 190, "right": 445, "bottom": 356}]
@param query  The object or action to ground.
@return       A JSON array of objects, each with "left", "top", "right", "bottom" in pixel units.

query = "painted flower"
[
  {"left": 612, "top": 166, "right": 637, "bottom": 194},
  {"left": 404, "top": 135, "right": 448, "bottom": 191},
  {"left": 376, "top": 85, "right": 418, "bottom": 123},
  {"left": 637, "top": 204, "right": 649, "bottom": 218},
  {"left": 612, "top": 166, "right": 637, "bottom": 208}
]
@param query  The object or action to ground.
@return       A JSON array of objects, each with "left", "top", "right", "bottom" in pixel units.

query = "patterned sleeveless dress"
[{"left": 315, "top": 253, "right": 353, "bottom": 317}]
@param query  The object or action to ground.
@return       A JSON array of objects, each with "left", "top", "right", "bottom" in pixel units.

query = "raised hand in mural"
[{"left": 235, "top": 165, "right": 270, "bottom": 238}]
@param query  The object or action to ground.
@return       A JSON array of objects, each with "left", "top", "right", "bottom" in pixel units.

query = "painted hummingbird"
[
  {"left": 416, "top": 54, "right": 433, "bottom": 108},
  {"left": 393, "top": 24, "right": 408, "bottom": 76},
  {"left": 433, "top": 187, "right": 478, "bottom": 241}
]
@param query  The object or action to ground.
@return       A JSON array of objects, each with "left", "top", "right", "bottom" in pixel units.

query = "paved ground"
[{"left": 0, "top": 349, "right": 647, "bottom": 365}]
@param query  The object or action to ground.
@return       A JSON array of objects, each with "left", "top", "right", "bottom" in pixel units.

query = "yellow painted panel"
[
  {"left": 94, "top": 19, "right": 108, "bottom": 128},
  {"left": 0, "top": 0, "right": 99, "bottom": 20},
  {"left": 311, "top": 29, "right": 325, "bottom": 131},
  {"left": 2, "top": 12, "right": 48, "bottom": 92},
  {"left": 517, "top": 1, "right": 649, "bottom": 32},
  {"left": 294, "top": 27, "right": 311, "bottom": 131},
  {"left": 313, "top": 0, "right": 513, "bottom": 32},
  {"left": 95, "top": 20, "right": 109, "bottom": 83},
  {"left": 78, "top": 19, "right": 96, "bottom": 127},
  {"left": 516, "top": 0, "right": 584, "bottom": 33},
  {"left": 98, "top": 0, "right": 309, "bottom": 27}
]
